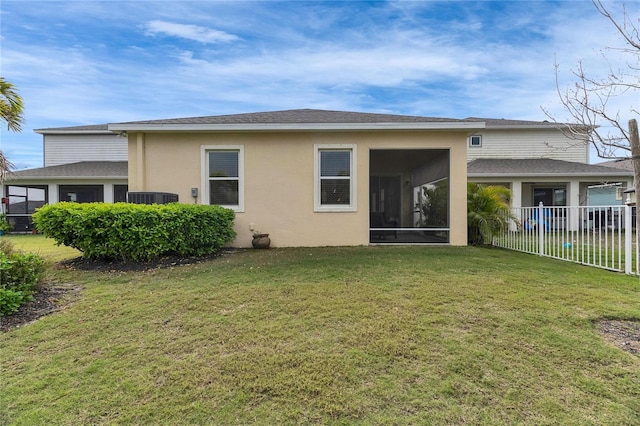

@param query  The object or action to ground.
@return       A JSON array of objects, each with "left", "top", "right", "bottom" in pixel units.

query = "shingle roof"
[
  {"left": 465, "top": 117, "right": 581, "bottom": 129},
  {"left": 34, "top": 124, "right": 111, "bottom": 134},
  {"left": 8, "top": 161, "right": 128, "bottom": 179},
  {"left": 467, "top": 158, "right": 633, "bottom": 177},
  {"left": 115, "top": 109, "right": 474, "bottom": 125},
  {"left": 597, "top": 159, "right": 634, "bottom": 171}
]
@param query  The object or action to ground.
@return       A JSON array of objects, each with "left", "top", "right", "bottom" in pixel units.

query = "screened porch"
[{"left": 369, "top": 149, "right": 450, "bottom": 244}]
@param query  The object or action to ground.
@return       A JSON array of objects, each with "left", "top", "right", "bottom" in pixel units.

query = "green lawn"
[
  {"left": 2, "top": 234, "right": 81, "bottom": 262},
  {"left": 1, "top": 242, "right": 639, "bottom": 425}
]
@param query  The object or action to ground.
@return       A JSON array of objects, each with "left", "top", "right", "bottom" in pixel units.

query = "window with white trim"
[
  {"left": 314, "top": 144, "right": 356, "bottom": 212},
  {"left": 469, "top": 135, "right": 482, "bottom": 147},
  {"left": 204, "top": 146, "right": 244, "bottom": 211}
]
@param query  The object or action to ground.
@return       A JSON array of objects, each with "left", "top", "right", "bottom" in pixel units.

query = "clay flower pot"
[{"left": 252, "top": 233, "right": 271, "bottom": 249}]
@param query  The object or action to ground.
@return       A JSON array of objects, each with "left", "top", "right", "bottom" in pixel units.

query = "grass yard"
[
  {"left": 1, "top": 241, "right": 639, "bottom": 424},
  {"left": 2, "top": 234, "right": 81, "bottom": 262}
]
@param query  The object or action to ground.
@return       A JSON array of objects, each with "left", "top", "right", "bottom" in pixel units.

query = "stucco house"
[
  {"left": 108, "top": 109, "right": 482, "bottom": 247},
  {"left": 3, "top": 109, "right": 634, "bottom": 245}
]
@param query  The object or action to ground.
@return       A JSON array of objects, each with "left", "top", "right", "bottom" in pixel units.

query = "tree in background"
[
  {"left": 0, "top": 76, "right": 23, "bottom": 181},
  {"left": 544, "top": 0, "right": 639, "bottom": 223},
  {"left": 467, "top": 183, "right": 516, "bottom": 246}
]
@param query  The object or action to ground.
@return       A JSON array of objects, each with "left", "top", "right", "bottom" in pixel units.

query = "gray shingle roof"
[
  {"left": 468, "top": 158, "right": 633, "bottom": 177},
  {"left": 465, "top": 117, "right": 564, "bottom": 128},
  {"left": 114, "top": 109, "right": 474, "bottom": 125},
  {"left": 34, "top": 124, "right": 110, "bottom": 134},
  {"left": 8, "top": 161, "right": 128, "bottom": 179},
  {"left": 597, "top": 159, "right": 634, "bottom": 171}
]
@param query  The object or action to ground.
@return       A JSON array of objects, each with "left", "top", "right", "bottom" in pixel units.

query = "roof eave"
[
  {"left": 108, "top": 122, "right": 486, "bottom": 132},
  {"left": 468, "top": 172, "right": 633, "bottom": 178},
  {"left": 34, "top": 129, "right": 116, "bottom": 135},
  {"left": 6, "top": 175, "right": 127, "bottom": 180}
]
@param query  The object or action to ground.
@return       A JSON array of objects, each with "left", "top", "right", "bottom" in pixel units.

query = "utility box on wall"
[{"left": 127, "top": 192, "right": 179, "bottom": 204}]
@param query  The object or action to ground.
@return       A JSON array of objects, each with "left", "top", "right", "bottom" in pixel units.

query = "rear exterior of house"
[
  {"left": 111, "top": 110, "right": 483, "bottom": 247},
  {"left": 8, "top": 109, "right": 630, "bottom": 244}
]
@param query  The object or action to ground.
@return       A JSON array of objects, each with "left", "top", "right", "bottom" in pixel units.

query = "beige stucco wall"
[{"left": 128, "top": 130, "right": 468, "bottom": 247}]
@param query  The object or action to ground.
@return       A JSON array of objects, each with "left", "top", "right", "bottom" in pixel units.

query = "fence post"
[
  {"left": 625, "top": 204, "right": 632, "bottom": 274},
  {"left": 538, "top": 202, "right": 544, "bottom": 256}
]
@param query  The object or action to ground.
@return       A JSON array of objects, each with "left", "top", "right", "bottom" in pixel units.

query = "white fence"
[{"left": 494, "top": 203, "right": 639, "bottom": 275}]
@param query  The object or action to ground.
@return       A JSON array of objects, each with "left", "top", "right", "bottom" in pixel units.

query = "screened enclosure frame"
[{"left": 369, "top": 149, "right": 450, "bottom": 244}]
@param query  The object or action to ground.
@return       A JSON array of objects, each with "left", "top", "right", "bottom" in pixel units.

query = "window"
[
  {"left": 469, "top": 135, "right": 482, "bottom": 147},
  {"left": 59, "top": 185, "right": 104, "bottom": 203},
  {"left": 314, "top": 144, "right": 356, "bottom": 212},
  {"left": 533, "top": 187, "right": 566, "bottom": 206},
  {"left": 6, "top": 185, "right": 47, "bottom": 214},
  {"left": 203, "top": 146, "right": 244, "bottom": 211},
  {"left": 5, "top": 185, "right": 47, "bottom": 232},
  {"left": 114, "top": 185, "right": 128, "bottom": 203}
]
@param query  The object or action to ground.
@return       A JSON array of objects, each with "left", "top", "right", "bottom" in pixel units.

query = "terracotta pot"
[{"left": 252, "top": 234, "right": 271, "bottom": 249}]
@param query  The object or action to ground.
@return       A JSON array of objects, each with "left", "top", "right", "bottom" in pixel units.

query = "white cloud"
[{"left": 144, "top": 20, "right": 239, "bottom": 44}]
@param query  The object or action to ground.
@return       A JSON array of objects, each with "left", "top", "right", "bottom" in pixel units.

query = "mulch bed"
[
  {"left": 58, "top": 249, "right": 235, "bottom": 272},
  {"left": 0, "top": 284, "right": 82, "bottom": 332}
]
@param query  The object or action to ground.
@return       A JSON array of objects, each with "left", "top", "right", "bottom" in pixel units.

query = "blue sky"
[{"left": 1, "top": 0, "right": 637, "bottom": 169}]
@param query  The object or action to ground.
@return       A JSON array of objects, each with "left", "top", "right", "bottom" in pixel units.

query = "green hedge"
[
  {"left": 32, "top": 202, "right": 236, "bottom": 261},
  {"left": 0, "top": 249, "right": 45, "bottom": 316}
]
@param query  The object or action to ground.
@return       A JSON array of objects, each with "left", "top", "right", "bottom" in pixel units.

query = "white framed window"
[
  {"left": 314, "top": 144, "right": 357, "bottom": 212},
  {"left": 469, "top": 135, "right": 482, "bottom": 147},
  {"left": 201, "top": 145, "right": 244, "bottom": 212}
]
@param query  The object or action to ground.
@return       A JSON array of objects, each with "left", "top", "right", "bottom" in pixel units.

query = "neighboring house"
[
  {"left": 467, "top": 158, "right": 632, "bottom": 208},
  {"left": 109, "top": 109, "right": 483, "bottom": 247},
  {"left": 464, "top": 118, "right": 634, "bottom": 208},
  {"left": 1, "top": 125, "right": 127, "bottom": 231},
  {"left": 597, "top": 159, "right": 636, "bottom": 205}
]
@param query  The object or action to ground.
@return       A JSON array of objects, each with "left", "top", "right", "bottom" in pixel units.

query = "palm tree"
[
  {"left": 0, "top": 77, "right": 24, "bottom": 132},
  {"left": 0, "top": 76, "right": 23, "bottom": 181},
  {"left": 467, "top": 182, "right": 518, "bottom": 245}
]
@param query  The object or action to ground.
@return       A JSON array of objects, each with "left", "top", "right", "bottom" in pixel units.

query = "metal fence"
[{"left": 494, "top": 203, "right": 639, "bottom": 275}]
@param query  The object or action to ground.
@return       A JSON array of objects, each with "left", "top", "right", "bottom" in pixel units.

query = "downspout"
[{"left": 136, "top": 132, "right": 146, "bottom": 191}]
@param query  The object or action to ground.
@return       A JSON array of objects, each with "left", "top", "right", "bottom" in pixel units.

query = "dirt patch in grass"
[
  {"left": 0, "top": 283, "right": 82, "bottom": 332},
  {"left": 597, "top": 319, "right": 640, "bottom": 356}
]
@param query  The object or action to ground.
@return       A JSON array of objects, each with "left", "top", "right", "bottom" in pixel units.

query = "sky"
[{"left": 1, "top": 0, "right": 638, "bottom": 170}]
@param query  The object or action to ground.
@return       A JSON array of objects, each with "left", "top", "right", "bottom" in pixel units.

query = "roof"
[
  {"left": 467, "top": 158, "right": 634, "bottom": 178},
  {"left": 34, "top": 124, "right": 112, "bottom": 135},
  {"left": 597, "top": 158, "right": 634, "bottom": 171},
  {"left": 108, "top": 109, "right": 486, "bottom": 132},
  {"left": 32, "top": 110, "right": 582, "bottom": 134},
  {"left": 7, "top": 161, "right": 128, "bottom": 179},
  {"left": 465, "top": 117, "right": 577, "bottom": 130}
]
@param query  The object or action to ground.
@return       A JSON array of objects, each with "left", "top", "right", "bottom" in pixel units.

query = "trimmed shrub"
[
  {"left": 32, "top": 202, "right": 236, "bottom": 261},
  {"left": 0, "top": 250, "right": 45, "bottom": 316}
]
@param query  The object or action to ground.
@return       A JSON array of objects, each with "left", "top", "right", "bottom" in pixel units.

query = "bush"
[
  {"left": 467, "top": 183, "right": 518, "bottom": 245},
  {"left": 32, "top": 202, "right": 237, "bottom": 261},
  {"left": 0, "top": 250, "right": 45, "bottom": 316},
  {"left": 0, "top": 288, "right": 31, "bottom": 316}
]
